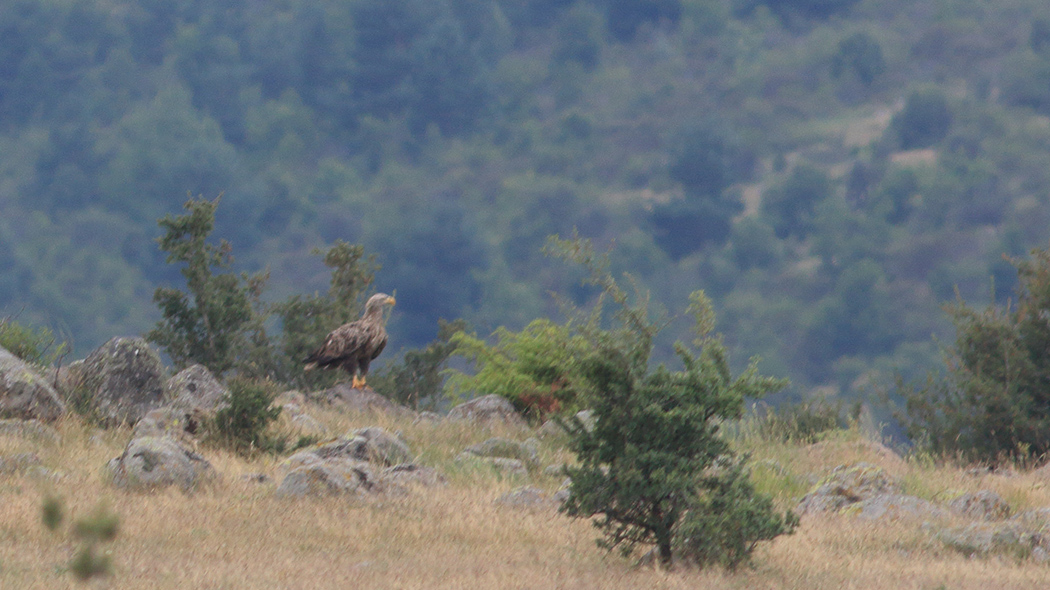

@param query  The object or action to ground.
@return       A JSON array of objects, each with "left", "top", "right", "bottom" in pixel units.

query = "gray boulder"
[
  {"left": 310, "top": 384, "right": 413, "bottom": 417},
  {"left": 462, "top": 437, "right": 539, "bottom": 466},
  {"left": 131, "top": 407, "right": 204, "bottom": 443},
  {"left": 947, "top": 489, "right": 1011, "bottom": 520},
  {"left": 537, "top": 410, "right": 595, "bottom": 440},
  {"left": 448, "top": 394, "right": 525, "bottom": 427},
  {"left": 382, "top": 464, "right": 447, "bottom": 487},
  {"left": 850, "top": 493, "right": 950, "bottom": 521},
  {"left": 0, "top": 346, "right": 66, "bottom": 421},
  {"left": 166, "top": 364, "right": 227, "bottom": 412},
  {"left": 282, "top": 427, "right": 412, "bottom": 471},
  {"left": 796, "top": 462, "right": 902, "bottom": 516},
  {"left": 935, "top": 520, "right": 1050, "bottom": 561},
  {"left": 276, "top": 459, "right": 383, "bottom": 498},
  {"left": 109, "top": 436, "right": 216, "bottom": 491},
  {"left": 80, "top": 337, "right": 166, "bottom": 425}
]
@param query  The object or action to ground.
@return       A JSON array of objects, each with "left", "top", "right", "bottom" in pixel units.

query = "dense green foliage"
[
  {"left": 206, "top": 377, "right": 284, "bottom": 455},
  {"left": 548, "top": 237, "right": 794, "bottom": 567},
  {"left": 903, "top": 244, "right": 1050, "bottom": 462},
  {"left": 4, "top": 0, "right": 1050, "bottom": 413},
  {"left": 445, "top": 319, "right": 590, "bottom": 419},
  {"left": 146, "top": 196, "right": 268, "bottom": 376}
]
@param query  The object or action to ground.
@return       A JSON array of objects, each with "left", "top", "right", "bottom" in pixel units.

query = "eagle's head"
[{"left": 364, "top": 293, "right": 396, "bottom": 317}]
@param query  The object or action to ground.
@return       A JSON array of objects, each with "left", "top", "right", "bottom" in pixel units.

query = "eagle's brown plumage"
[{"left": 303, "top": 293, "right": 396, "bottom": 388}]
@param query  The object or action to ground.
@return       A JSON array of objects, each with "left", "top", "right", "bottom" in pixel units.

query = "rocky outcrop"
[
  {"left": 448, "top": 395, "right": 525, "bottom": 427},
  {"left": 302, "top": 427, "right": 412, "bottom": 467},
  {"left": 276, "top": 459, "right": 384, "bottom": 498},
  {"left": 275, "top": 426, "right": 434, "bottom": 498},
  {"left": 0, "top": 346, "right": 67, "bottom": 422},
  {"left": 310, "top": 384, "right": 414, "bottom": 417},
  {"left": 79, "top": 337, "right": 166, "bottom": 425},
  {"left": 109, "top": 436, "right": 216, "bottom": 491}
]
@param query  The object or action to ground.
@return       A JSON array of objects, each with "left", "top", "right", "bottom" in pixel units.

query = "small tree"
[
  {"left": 146, "top": 195, "right": 268, "bottom": 375},
  {"left": 902, "top": 244, "right": 1050, "bottom": 462},
  {"left": 549, "top": 235, "right": 796, "bottom": 568}
]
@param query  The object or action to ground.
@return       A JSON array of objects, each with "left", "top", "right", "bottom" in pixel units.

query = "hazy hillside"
[{"left": 4, "top": 0, "right": 1050, "bottom": 406}]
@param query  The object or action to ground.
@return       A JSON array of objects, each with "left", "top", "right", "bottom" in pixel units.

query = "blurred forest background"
[{"left": 4, "top": 0, "right": 1050, "bottom": 410}]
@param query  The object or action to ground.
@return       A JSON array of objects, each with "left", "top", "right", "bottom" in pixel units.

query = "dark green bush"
[
  {"left": 207, "top": 377, "right": 283, "bottom": 455},
  {"left": 891, "top": 89, "right": 953, "bottom": 150},
  {"left": 675, "top": 456, "right": 799, "bottom": 569},
  {"left": 902, "top": 244, "right": 1050, "bottom": 462}
]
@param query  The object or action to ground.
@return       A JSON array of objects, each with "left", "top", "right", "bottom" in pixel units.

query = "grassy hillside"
[{"left": 5, "top": 406, "right": 1050, "bottom": 589}]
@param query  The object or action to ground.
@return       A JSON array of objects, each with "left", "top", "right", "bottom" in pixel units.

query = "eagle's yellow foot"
[{"left": 351, "top": 375, "right": 362, "bottom": 389}]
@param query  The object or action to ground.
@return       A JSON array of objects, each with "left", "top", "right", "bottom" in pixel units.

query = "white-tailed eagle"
[{"left": 303, "top": 293, "right": 396, "bottom": 389}]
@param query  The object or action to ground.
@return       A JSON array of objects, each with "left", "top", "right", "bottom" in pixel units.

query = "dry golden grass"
[{"left": 2, "top": 412, "right": 1050, "bottom": 589}]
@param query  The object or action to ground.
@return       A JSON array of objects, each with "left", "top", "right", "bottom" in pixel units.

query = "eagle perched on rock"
[{"left": 303, "top": 293, "right": 396, "bottom": 389}]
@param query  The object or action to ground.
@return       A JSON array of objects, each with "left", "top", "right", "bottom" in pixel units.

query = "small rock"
[
  {"left": 166, "top": 365, "right": 228, "bottom": 413},
  {"left": 310, "top": 384, "right": 413, "bottom": 417},
  {"left": 381, "top": 464, "right": 447, "bottom": 487},
  {"left": 241, "top": 472, "right": 272, "bottom": 485},
  {"left": 463, "top": 437, "right": 538, "bottom": 466},
  {"left": 276, "top": 459, "right": 382, "bottom": 498},
  {"left": 109, "top": 436, "right": 216, "bottom": 491},
  {"left": 447, "top": 395, "right": 525, "bottom": 427},
  {"left": 0, "top": 347, "right": 67, "bottom": 422},
  {"left": 796, "top": 462, "right": 902, "bottom": 516},
  {"left": 947, "top": 490, "right": 1011, "bottom": 520}
]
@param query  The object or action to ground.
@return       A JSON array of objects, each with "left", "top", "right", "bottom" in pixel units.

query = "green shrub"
[
  {"left": 675, "top": 456, "right": 799, "bottom": 569},
  {"left": 0, "top": 317, "right": 68, "bottom": 367},
  {"left": 901, "top": 244, "right": 1050, "bottom": 463},
  {"left": 207, "top": 377, "right": 283, "bottom": 455},
  {"left": 551, "top": 235, "right": 795, "bottom": 568}
]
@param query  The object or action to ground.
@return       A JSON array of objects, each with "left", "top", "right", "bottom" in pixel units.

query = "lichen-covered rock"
[
  {"left": 796, "top": 462, "right": 902, "bottom": 516},
  {"left": 935, "top": 521, "right": 1050, "bottom": 561},
  {"left": 165, "top": 364, "right": 227, "bottom": 413},
  {"left": 381, "top": 464, "right": 447, "bottom": 487},
  {"left": 947, "top": 489, "right": 1011, "bottom": 520},
  {"left": 80, "top": 337, "right": 166, "bottom": 425},
  {"left": 276, "top": 459, "right": 383, "bottom": 498},
  {"left": 109, "top": 436, "right": 216, "bottom": 491},
  {"left": 310, "top": 384, "right": 413, "bottom": 417},
  {"left": 448, "top": 395, "right": 525, "bottom": 427},
  {"left": 131, "top": 407, "right": 205, "bottom": 444},
  {"left": 462, "top": 437, "right": 538, "bottom": 466},
  {"left": 848, "top": 493, "right": 950, "bottom": 521},
  {"left": 347, "top": 427, "right": 412, "bottom": 466},
  {"left": 0, "top": 346, "right": 66, "bottom": 422},
  {"left": 286, "top": 427, "right": 412, "bottom": 469}
]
